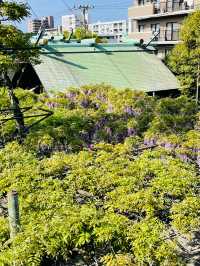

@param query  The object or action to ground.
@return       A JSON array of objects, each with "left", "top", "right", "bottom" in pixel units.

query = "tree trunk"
[{"left": 3, "top": 71, "right": 25, "bottom": 139}]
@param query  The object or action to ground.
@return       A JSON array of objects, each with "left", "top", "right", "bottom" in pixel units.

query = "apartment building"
[
  {"left": 45, "top": 26, "right": 63, "bottom": 36},
  {"left": 89, "top": 20, "right": 128, "bottom": 43},
  {"left": 128, "top": 0, "right": 199, "bottom": 58},
  {"left": 62, "top": 14, "right": 86, "bottom": 32},
  {"left": 28, "top": 16, "right": 54, "bottom": 34},
  {"left": 47, "top": 16, "right": 54, "bottom": 29}
]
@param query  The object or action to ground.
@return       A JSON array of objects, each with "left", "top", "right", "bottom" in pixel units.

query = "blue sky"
[{"left": 19, "top": 0, "right": 132, "bottom": 31}]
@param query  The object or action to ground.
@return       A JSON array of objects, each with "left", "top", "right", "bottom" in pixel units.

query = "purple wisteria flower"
[
  {"left": 124, "top": 106, "right": 140, "bottom": 117},
  {"left": 127, "top": 128, "right": 137, "bottom": 137},
  {"left": 83, "top": 89, "right": 92, "bottom": 96},
  {"left": 95, "top": 103, "right": 100, "bottom": 109},
  {"left": 95, "top": 117, "right": 108, "bottom": 130},
  {"left": 160, "top": 142, "right": 166, "bottom": 147},
  {"left": 46, "top": 102, "right": 58, "bottom": 108},
  {"left": 196, "top": 154, "right": 200, "bottom": 169},
  {"left": 80, "top": 99, "right": 90, "bottom": 108},
  {"left": 81, "top": 132, "right": 90, "bottom": 143},
  {"left": 66, "top": 92, "right": 76, "bottom": 100},
  {"left": 96, "top": 93, "right": 107, "bottom": 103},
  {"left": 144, "top": 138, "right": 157, "bottom": 146},
  {"left": 164, "top": 142, "right": 176, "bottom": 149},
  {"left": 88, "top": 144, "right": 94, "bottom": 151},
  {"left": 124, "top": 106, "right": 134, "bottom": 115},
  {"left": 192, "top": 148, "right": 200, "bottom": 153},
  {"left": 177, "top": 153, "right": 189, "bottom": 163}
]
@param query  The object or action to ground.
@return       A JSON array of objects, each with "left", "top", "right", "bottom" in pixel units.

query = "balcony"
[
  {"left": 154, "top": 1, "right": 194, "bottom": 14},
  {"left": 128, "top": 0, "right": 194, "bottom": 20},
  {"left": 153, "top": 29, "right": 180, "bottom": 42},
  {"left": 129, "top": 29, "right": 180, "bottom": 43}
]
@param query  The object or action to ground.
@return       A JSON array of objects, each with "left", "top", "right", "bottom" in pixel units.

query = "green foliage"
[
  {"left": 0, "top": 24, "right": 39, "bottom": 70},
  {"left": 0, "top": 86, "right": 200, "bottom": 265},
  {"left": 0, "top": 1, "right": 30, "bottom": 22},
  {"left": 74, "top": 27, "right": 96, "bottom": 40},
  {"left": 0, "top": 85, "right": 155, "bottom": 152},
  {"left": 0, "top": 3, "right": 199, "bottom": 265},
  {"left": 146, "top": 96, "right": 197, "bottom": 135},
  {"left": 95, "top": 37, "right": 108, "bottom": 44},
  {"left": 0, "top": 0, "right": 39, "bottom": 84},
  {"left": 167, "top": 11, "right": 200, "bottom": 94},
  {"left": 171, "top": 197, "right": 200, "bottom": 234},
  {"left": 0, "top": 140, "right": 199, "bottom": 265},
  {"left": 63, "top": 30, "right": 70, "bottom": 40},
  {"left": 128, "top": 218, "right": 180, "bottom": 265}
]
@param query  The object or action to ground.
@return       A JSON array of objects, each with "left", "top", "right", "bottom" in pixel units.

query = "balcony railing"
[
  {"left": 129, "top": 29, "right": 180, "bottom": 42},
  {"left": 154, "top": 0, "right": 194, "bottom": 14},
  {"left": 128, "top": 0, "right": 195, "bottom": 19},
  {"left": 153, "top": 29, "right": 180, "bottom": 42}
]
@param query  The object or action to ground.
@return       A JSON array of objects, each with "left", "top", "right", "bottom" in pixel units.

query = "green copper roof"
[{"left": 34, "top": 43, "right": 179, "bottom": 92}]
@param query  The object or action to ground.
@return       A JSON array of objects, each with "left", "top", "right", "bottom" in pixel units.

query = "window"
[
  {"left": 165, "top": 22, "right": 180, "bottom": 41},
  {"left": 151, "top": 23, "right": 160, "bottom": 33},
  {"left": 138, "top": 0, "right": 145, "bottom": 5},
  {"left": 151, "top": 23, "right": 160, "bottom": 40},
  {"left": 138, "top": 25, "right": 145, "bottom": 32}
]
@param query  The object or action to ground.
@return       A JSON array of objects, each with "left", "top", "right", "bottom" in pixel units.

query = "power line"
[
  {"left": 26, "top": 1, "right": 39, "bottom": 19},
  {"left": 60, "top": 0, "right": 74, "bottom": 13},
  {"left": 73, "top": 4, "right": 95, "bottom": 30}
]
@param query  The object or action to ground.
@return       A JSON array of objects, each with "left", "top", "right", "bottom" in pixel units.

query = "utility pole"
[
  {"left": 35, "top": 17, "right": 47, "bottom": 46},
  {"left": 73, "top": 4, "right": 94, "bottom": 30}
]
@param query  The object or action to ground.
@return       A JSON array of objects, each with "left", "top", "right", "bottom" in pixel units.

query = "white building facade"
[
  {"left": 45, "top": 26, "right": 63, "bottom": 36},
  {"left": 89, "top": 20, "right": 128, "bottom": 42},
  {"left": 62, "top": 14, "right": 84, "bottom": 32}
]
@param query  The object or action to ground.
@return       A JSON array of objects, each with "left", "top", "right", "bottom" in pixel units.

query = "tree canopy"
[
  {"left": 74, "top": 27, "right": 97, "bottom": 41},
  {"left": 0, "top": 1, "right": 39, "bottom": 138},
  {"left": 167, "top": 11, "right": 200, "bottom": 97},
  {"left": 0, "top": 1, "right": 39, "bottom": 79}
]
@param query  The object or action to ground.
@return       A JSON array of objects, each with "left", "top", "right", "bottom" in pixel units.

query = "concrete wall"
[
  {"left": 128, "top": 4, "right": 154, "bottom": 18},
  {"left": 129, "top": 31, "right": 153, "bottom": 41}
]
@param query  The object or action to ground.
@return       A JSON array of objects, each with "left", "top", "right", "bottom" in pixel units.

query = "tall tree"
[
  {"left": 0, "top": 1, "right": 39, "bottom": 138},
  {"left": 167, "top": 11, "right": 200, "bottom": 99}
]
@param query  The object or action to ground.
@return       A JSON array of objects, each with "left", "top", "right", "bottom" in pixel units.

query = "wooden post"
[
  {"left": 196, "top": 61, "right": 200, "bottom": 104},
  {"left": 7, "top": 190, "right": 20, "bottom": 239}
]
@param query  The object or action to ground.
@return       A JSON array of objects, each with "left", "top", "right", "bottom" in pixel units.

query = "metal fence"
[{"left": 153, "top": 29, "right": 180, "bottom": 42}]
